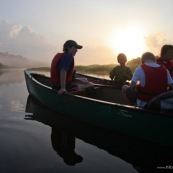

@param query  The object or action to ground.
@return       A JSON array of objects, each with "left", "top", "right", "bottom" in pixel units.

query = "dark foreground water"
[{"left": 0, "top": 69, "right": 173, "bottom": 173}]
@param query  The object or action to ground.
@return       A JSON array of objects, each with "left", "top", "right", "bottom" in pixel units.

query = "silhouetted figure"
[
  {"left": 51, "top": 127, "right": 83, "bottom": 166},
  {"left": 109, "top": 53, "right": 132, "bottom": 88}
]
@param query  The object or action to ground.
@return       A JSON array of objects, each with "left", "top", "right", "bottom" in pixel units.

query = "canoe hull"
[{"left": 24, "top": 70, "right": 173, "bottom": 148}]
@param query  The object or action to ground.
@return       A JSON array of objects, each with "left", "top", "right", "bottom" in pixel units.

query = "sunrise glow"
[{"left": 109, "top": 27, "right": 147, "bottom": 60}]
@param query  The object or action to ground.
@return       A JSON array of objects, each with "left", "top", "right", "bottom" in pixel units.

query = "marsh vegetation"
[{"left": 27, "top": 58, "right": 141, "bottom": 76}]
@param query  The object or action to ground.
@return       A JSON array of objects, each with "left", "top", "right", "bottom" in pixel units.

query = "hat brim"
[{"left": 76, "top": 45, "right": 83, "bottom": 49}]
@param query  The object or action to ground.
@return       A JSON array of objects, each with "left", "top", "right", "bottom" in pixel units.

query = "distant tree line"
[
  {"left": 75, "top": 57, "right": 141, "bottom": 74},
  {"left": 27, "top": 57, "right": 142, "bottom": 75},
  {"left": 0, "top": 51, "right": 43, "bottom": 68},
  {"left": 126, "top": 57, "right": 141, "bottom": 73}
]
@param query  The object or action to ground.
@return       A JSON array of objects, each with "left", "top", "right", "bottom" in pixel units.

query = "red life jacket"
[
  {"left": 157, "top": 58, "right": 173, "bottom": 78},
  {"left": 137, "top": 64, "right": 168, "bottom": 102},
  {"left": 50, "top": 53, "right": 74, "bottom": 84}
]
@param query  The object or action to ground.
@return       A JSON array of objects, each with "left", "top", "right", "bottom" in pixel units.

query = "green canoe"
[{"left": 24, "top": 70, "right": 173, "bottom": 148}]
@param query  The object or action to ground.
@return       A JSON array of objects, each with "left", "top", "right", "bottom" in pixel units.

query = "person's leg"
[
  {"left": 67, "top": 82, "right": 94, "bottom": 92},
  {"left": 122, "top": 85, "right": 136, "bottom": 105},
  {"left": 76, "top": 82, "right": 94, "bottom": 90},
  {"left": 75, "top": 77, "right": 88, "bottom": 82},
  {"left": 122, "top": 85, "right": 129, "bottom": 97}
]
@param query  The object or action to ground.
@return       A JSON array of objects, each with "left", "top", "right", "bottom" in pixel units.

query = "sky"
[{"left": 0, "top": 0, "right": 173, "bottom": 65}]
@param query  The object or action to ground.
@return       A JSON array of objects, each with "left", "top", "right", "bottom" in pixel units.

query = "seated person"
[
  {"left": 122, "top": 52, "right": 173, "bottom": 108},
  {"left": 157, "top": 44, "right": 173, "bottom": 78},
  {"left": 109, "top": 53, "right": 132, "bottom": 88},
  {"left": 50, "top": 40, "right": 94, "bottom": 95}
]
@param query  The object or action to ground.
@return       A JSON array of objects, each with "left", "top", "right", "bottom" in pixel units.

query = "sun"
[{"left": 109, "top": 27, "right": 147, "bottom": 60}]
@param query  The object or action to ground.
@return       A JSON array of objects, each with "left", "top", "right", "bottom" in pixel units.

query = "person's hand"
[{"left": 58, "top": 89, "right": 67, "bottom": 95}]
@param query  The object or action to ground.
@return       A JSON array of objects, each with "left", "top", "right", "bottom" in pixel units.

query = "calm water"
[{"left": 0, "top": 69, "right": 172, "bottom": 173}]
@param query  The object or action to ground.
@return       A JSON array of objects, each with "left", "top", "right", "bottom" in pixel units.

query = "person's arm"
[
  {"left": 58, "top": 54, "right": 73, "bottom": 95},
  {"left": 109, "top": 67, "right": 116, "bottom": 80},
  {"left": 75, "top": 77, "right": 89, "bottom": 84},
  {"left": 129, "top": 67, "right": 141, "bottom": 93},
  {"left": 58, "top": 69, "right": 67, "bottom": 95}
]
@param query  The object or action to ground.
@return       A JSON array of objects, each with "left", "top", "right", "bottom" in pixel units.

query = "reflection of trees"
[
  {"left": 0, "top": 70, "right": 24, "bottom": 85},
  {"left": 51, "top": 127, "right": 83, "bottom": 166}
]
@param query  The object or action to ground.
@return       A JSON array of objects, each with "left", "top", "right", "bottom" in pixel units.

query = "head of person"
[
  {"left": 117, "top": 53, "right": 127, "bottom": 66},
  {"left": 141, "top": 52, "right": 156, "bottom": 63},
  {"left": 160, "top": 44, "right": 173, "bottom": 62},
  {"left": 63, "top": 40, "right": 83, "bottom": 56}
]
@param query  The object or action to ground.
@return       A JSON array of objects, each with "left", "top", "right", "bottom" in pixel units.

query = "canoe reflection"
[
  {"left": 25, "top": 95, "right": 173, "bottom": 171},
  {"left": 25, "top": 96, "right": 83, "bottom": 166}
]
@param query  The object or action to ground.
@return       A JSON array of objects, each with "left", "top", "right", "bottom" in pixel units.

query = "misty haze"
[{"left": 0, "top": 52, "right": 47, "bottom": 68}]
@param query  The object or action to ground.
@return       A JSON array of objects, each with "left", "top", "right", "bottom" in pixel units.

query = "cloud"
[
  {"left": 0, "top": 20, "right": 54, "bottom": 64},
  {"left": 145, "top": 32, "right": 173, "bottom": 56},
  {"left": 0, "top": 20, "right": 116, "bottom": 66}
]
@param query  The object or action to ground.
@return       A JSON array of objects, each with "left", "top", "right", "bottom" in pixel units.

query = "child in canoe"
[{"left": 109, "top": 53, "right": 132, "bottom": 88}]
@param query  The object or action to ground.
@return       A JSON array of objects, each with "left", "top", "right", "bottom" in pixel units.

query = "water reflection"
[
  {"left": 10, "top": 99, "right": 24, "bottom": 112},
  {"left": 25, "top": 96, "right": 84, "bottom": 166},
  {"left": 25, "top": 95, "right": 173, "bottom": 172},
  {"left": 0, "top": 69, "right": 24, "bottom": 85},
  {"left": 51, "top": 127, "right": 83, "bottom": 166},
  {"left": 0, "top": 70, "right": 27, "bottom": 113}
]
